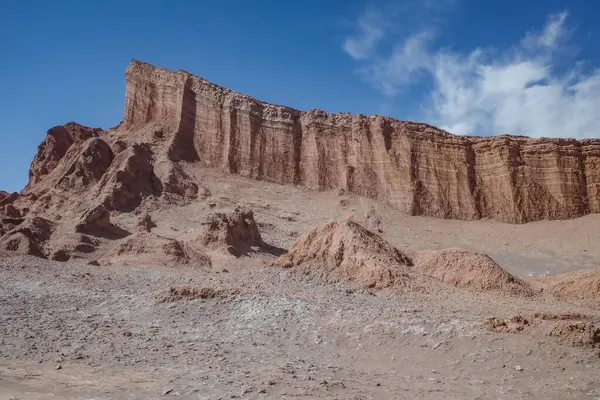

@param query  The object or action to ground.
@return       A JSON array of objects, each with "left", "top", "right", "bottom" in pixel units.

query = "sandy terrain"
[{"left": 2, "top": 168, "right": 600, "bottom": 399}]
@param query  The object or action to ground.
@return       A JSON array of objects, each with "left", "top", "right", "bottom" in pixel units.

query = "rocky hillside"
[
  {"left": 123, "top": 60, "right": 600, "bottom": 223},
  {"left": 3, "top": 60, "right": 600, "bottom": 224}
]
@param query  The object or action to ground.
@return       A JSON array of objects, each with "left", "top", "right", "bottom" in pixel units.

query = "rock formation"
[
  {"left": 94, "top": 143, "right": 162, "bottom": 212},
  {"left": 26, "top": 122, "right": 105, "bottom": 189},
  {"left": 270, "top": 220, "right": 415, "bottom": 289},
  {"left": 137, "top": 213, "right": 156, "bottom": 233},
  {"left": 547, "top": 321, "right": 600, "bottom": 348},
  {"left": 198, "top": 208, "right": 264, "bottom": 256},
  {"left": 3, "top": 59, "right": 600, "bottom": 264},
  {"left": 153, "top": 157, "right": 207, "bottom": 201},
  {"left": 2, "top": 204, "right": 20, "bottom": 218},
  {"left": 158, "top": 286, "right": 240, "bottom": 302},
  {"left": 0, "top": 216, "right": 54, "bottom": 258},
  {"left": 0, "top": 192, "right": 19, "bottom": 207},
  {"left": 104, "top": 232, "right": 210, "bottom": 267},
  {"left": 75, "top": 205, "right": 125, "bottom": 237},
  {"left": 122, "top": 60, "right": 600, "bottom": 224}
]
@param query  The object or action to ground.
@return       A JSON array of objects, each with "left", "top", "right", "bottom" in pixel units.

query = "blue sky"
[{"left": 1, "top": 0, "right": 600, "bottom": 192}]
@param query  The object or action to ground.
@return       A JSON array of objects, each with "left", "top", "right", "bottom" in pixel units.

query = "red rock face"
[
  {"left": 7, "top": 60, "right": 600, "bottom": 224},
  {"left": 94, "top": 144, "right": 162, "bottom": 212},
  {"left": 26, "top": 122, "right": 104, "bottom": 189},
  {"left": 123, "top": 60, "right": 600, "bottom": 223}
]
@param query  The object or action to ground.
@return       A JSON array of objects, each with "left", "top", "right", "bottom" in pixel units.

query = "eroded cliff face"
[{"left": 120, "top": 60, "right": 600, "bottom": 223}]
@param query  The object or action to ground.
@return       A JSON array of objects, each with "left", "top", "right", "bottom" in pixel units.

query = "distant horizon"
[{"left": 3, "top": 0, "right": 600, "bottom": 192}]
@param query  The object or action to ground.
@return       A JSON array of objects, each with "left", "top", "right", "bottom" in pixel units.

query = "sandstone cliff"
[{"left": 122, "top": 60, "right": 600, "bottom": 223}]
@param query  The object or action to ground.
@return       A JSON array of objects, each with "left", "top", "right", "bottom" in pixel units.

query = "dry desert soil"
[{"left": 2, "top": 168, "right": 600, "bottom": 400}]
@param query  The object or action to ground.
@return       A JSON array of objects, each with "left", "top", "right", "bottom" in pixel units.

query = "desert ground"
[{"left": 2, "top": 167, "right": 600, "bottom": 400}]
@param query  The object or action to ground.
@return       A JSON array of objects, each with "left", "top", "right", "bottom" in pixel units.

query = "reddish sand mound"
[
  {"left": 486, "top": 313, "right": 599, "bottom": 348},
  {"left": 105, "top": 232, "right": 210, "bottom": 267},
  {"left": 541, "top": 269, "right": 600, "bottom": 307},
  {"left": 158, "top": 286, "right": 240, "bottom": 302},
  {"left": 486, "top": 316, "right": 532, "bottom": 333},
  {"left": 413, "top": 248, "right": 533, "bottom": 296},
  {"left": 0, "top": 216, "right": 55, "bottom": 258},
  {"left": 547, "top": 321, "right": 600, "bottom": 348},
  {"left": 270, "top": 220, "right": 414, "bottom": 289},
  {"left": 487, "top": 313, "right": 591, "bottom": 334},
  {"left": 199, "top": 208, "right": 264, "bottom": 256}
]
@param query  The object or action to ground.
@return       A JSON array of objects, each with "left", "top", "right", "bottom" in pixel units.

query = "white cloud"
[
  {"left": 345, "top": 9, "right": 600, "bottom": 139},
  {"left": 523, "top": 11, "right": 569, "bottom": 49},
  {"left": 343, "top": 8, "right": 387, "bottom": 60},
  {"left": 342, "top": 0, "right": 453, "bottom": 61},
  {"left": 360, "top": 31, "right": 433, "bottom": 95}
]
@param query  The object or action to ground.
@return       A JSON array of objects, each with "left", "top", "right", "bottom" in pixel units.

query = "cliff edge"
[{"left": 120, "top": 60, "right": 600, "bottom": 223}]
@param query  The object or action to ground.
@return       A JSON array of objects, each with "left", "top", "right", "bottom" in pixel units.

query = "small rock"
[
  {"left": 514, "top": 365, "right": 523, "bottom": 372},
  {"left": 163, "top": 388, "right": 173, "bottom": 395},
  {"left": 55, "top": 364, "right": 62, "bottom": 370}
]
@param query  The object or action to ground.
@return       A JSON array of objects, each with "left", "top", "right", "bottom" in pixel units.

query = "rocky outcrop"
[
  {"left": 104, "top": 232, "right": 211, "bottom": 267},
  {"left": 2, "top": 204, "right": 21, "bottom": 218},
  {"left": 198, "top": 208, "right": 264, "bottom": 256},
  {"left": 137, "top": 213, "right": 156, "bottom": 233},
  {"left": 75, "top": 204, "right": 124, "bottom": 237},
  {"left": 94, "top": 144, "right": 162, "bottom": 212},
  {"left": 123, "top": 60, "right": 600, "bottom": 223},
  {"left": 26, "top": 122, "right": 104, "bottom": 189},
  {"left": 0, "top": 216, "right": 54, "bottom": 258},
  {"left": 0, "top": 191, "right": 18, "bottom": 206},
  {"left": 153, "top": 157, "right": 205, "bottom": 200}
]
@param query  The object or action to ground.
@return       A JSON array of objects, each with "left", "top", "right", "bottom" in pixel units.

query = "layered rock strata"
[{"left": 124, "top": 60, "right": 600, "bottom": 223}]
